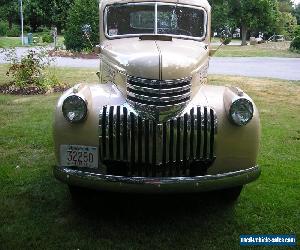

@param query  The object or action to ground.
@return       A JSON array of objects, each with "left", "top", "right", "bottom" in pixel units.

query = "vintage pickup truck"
[{"left": 53, "top": 0, "right": 261, "bottom": 200}]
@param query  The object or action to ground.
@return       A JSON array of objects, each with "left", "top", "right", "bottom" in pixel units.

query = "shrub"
[
  {"left": 290, "top": 36, "right": 300, "bottom": 52},
  {"left": 221, "top": 37, "right": 232, "bottom": 45},
  {"left": 24, "top": 25, "right": 32, "bottom": 33},
  {"left": 42, "top": 33, "right": 54, "bottom": 43},
  {"left": 64, "top": 0, "right": 99, "bottom": 52},
  {"left": 6, "top": 25, "right": 20, "bottom": 37},
  {"left": 5, "top": 48, "right": 56, "bottom": 89},
  {"left": 36, "top": 26, "right": 50, "bottom": 33},
  {"left": 0, "top": 21, "right": 9, "bottom": 36},
  {"left": 294, "top": 25, "right": 300, "bottom": 38}
]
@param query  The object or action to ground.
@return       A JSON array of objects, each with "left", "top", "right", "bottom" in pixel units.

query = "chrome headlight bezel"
[
  {"left": 62, "top": 95, "right": 88, "bottom": 123},
  {"left": 229, "top": 98, "right": 254, "bottom": 126}
]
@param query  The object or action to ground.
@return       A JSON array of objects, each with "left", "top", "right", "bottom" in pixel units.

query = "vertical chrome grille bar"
[
  {"left": 169, "top": 119, "right": 174, "bottom": 176},
  {"left": 130, "top": 112, "right": 136, "bottom": 174},
  {"left": 176, "top": 117, "right": 181, "bottom": 175},
  {"left": 162, "top": 122, "right": 167, "bottom": 177},
  {"left": 183, "top": 113, "right": 188, "bottom": 174},
  {"left": 137, "top": 116, "right": 143, "bottom": 176},
  {"left": 176, "top": 117, "right": 181, "bottom": 163},
  {"left": 210, "top": 109, "right": 215, "bottom": 160},
  {"left": 102, "top": 106, "right": 107, "bottom": 159},
  {"left": 123, "top": 107, "right": 128, "bottom": 161},
  {"left": 152, "top": 120, "right": 157, "bottom": 177},
  {"left": 196, "top": 107, "right": 201, "bottom": 160},
  {"left": 109, "top": 106, "right": 114, "bottom": 159},
  {"left": 169, "top": 119, "right": 174, "bottom": 163},
  {"left": 203, "top": 107, "right": 208, "bottom": 159},
  {"left": 145, "top": 119, "right": 150, "bottom": 176},
  {"left": 116, "top": 106, "right": 121, "bottom": 160},
  {"left": 152, "top": 121, "right": 157, "bottom": 176},
  {"left": 190, "top": 108, "right": 195, "bottom": 160}
]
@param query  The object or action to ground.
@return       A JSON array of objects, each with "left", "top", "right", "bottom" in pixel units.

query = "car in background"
[{"left": 268, "top": 35, "right": 285, "bottom": 42}]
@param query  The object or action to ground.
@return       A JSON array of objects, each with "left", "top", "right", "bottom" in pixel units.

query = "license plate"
[{"left": 60, "top": 145, "right": 98, "bottom": 169}]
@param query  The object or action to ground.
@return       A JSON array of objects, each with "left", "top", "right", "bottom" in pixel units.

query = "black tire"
[{"left": 214, "top": 185, "right": 244, "bottom": 202}]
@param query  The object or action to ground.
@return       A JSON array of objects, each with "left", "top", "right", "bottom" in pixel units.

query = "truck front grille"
[
  {"left": 126, "top": 76, "right": 191, "bottom": 107},
  {"left": 99, "top": 105, "right": 217, "bottom": 177}
]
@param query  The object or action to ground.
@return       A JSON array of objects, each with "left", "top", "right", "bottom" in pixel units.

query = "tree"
[
  {"left": 209, "top": 0, "right": 233, "bottom": 33},
  {"left": 278, "top": 0, "right": 293, "bottom": 13},
  {"left": 228, "top": 0, "right": 279, "bottom": 45},
  {"left": 23, "top": 0, "right": 74, "bottom": 32},
  {"left": 64, "top": 0, "right": 99, "bottom": 51},
  {"left": 0, "top": 1, "right": 19, "bottom": 29},
  {"left": 294, "top": 4, "right": 300, "bottom": 24},
  {"left": 275, "top": 11, "right": 297, "bottom": 39}
]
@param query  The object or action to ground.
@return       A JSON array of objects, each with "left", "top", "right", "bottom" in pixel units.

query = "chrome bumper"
[{"left": 54, "top": 165, "right": 261, "bottom": 193}]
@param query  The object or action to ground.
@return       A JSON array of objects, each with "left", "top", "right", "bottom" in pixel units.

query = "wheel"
[{"left": 214, "top": 186, "right": 244, "bottom": 202}]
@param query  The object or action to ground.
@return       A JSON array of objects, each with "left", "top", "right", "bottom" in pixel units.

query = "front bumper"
[{"left": 54, "top": 165, "right": 261, "bottom": 193}]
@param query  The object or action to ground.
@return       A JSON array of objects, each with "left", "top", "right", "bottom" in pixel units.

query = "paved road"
[
  {"left": 1, "top": 48, "right": 299, "bottom": 80},
  {"left": 209, "top": 57, "right": 300, "bottom": 81}
]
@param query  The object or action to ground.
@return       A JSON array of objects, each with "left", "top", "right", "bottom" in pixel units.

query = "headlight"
[
  {"left": 229, "top": 98, "right": 254, "bottom": 126},
  {"left": 62, "top": 95, "right": 87, "bottom": 123}
]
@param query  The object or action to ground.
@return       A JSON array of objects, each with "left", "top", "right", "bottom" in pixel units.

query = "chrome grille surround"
[{"left": 99, "top": 105, "right": 217, "bottom": 177}]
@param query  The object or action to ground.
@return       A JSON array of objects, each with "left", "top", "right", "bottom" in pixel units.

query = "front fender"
[
  {"left": 53, "top": 83, "right": 125, "bottom": 164},
  {"left": 198, "top": 85, "right": 261, "bottom": 175}
]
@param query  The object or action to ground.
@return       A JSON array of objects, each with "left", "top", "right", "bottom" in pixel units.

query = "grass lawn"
[
  {"left": 0, "top": 67, "right": 299, "bottom": 249},
  {"left": 0, "top": 35, "right": 65, "bottom": 48},
  {"left": 212, "top": 42, "right": 300, "bottom": 58},
  {"left": 0, "top": 64, "right": 99, "bottom": 86},
  {"left": 0, "top": 37, "right": 22, "bottom": 48}
]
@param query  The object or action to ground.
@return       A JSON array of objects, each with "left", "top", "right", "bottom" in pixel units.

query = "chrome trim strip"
[
  {"left": 127, "top": 99, "right": 191, "bottom": 110},
  {"left": 104, "top": 2, "right": 208, "bottom": 42},
  {"left": 127, "top": 83, "right": 191, "bottom": 94},
  {"left": 127, "top": 92, "right": 190, "bottom": 102},
  {"left": 54, "top": 165, "right": 261, "bottom": 192},
  {"left": 128, "top": 76, "right": 192, "bottom": 85}
]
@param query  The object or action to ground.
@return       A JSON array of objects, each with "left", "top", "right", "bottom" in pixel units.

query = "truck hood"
[{"left": 101, "top": 38, "right": 208, "bottom": 80}]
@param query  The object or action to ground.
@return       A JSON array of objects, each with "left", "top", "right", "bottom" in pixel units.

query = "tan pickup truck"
[{"left": 53, "top": 0, "right": 261, "bottom": 200}]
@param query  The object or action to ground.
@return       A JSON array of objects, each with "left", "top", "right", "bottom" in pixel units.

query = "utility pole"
[{"left": 19, "top": 0, "right": 24, "bottom": 45}]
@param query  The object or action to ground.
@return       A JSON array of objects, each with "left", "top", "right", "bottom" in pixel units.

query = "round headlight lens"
[
  {"left": 62, "top": 95, "right": 87, "bottom": 123},
  {"left": 229, "top": 98, "right": 254, "bottom": 126}
]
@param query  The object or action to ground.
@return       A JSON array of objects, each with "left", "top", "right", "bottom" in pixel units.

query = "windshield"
[{"left": 105, "top": 3, "right": 206, "bottom": 40}]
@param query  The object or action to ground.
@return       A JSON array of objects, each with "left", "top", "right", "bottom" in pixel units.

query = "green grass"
[
  {"left": 0, "top": 65, "right": 99, "bottom": 86},
  {"left": 0, "top": 37, "right": 22, "bottom": 48},
  {"left": 212, "top": 42, "right": 300, "bottom": 57},
  {"left": 0, "top": 69, "right": 299, "bottom": 249},
  {"left": 0, "top": 35, "right": 65, "bottom": 48}
]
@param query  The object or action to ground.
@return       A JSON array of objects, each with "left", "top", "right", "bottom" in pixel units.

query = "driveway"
[{"left": 1, "top": 48, "right": 299, "bottom": 80}]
